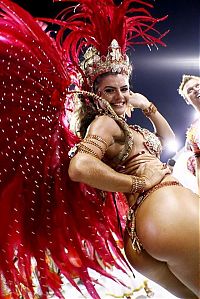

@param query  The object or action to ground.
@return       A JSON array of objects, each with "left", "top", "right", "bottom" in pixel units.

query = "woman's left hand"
[{"left": 128, "top": 91, "right": 151, "bottom": 110}]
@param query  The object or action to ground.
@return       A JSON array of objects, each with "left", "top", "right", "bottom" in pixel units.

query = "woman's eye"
[
  {"left": 121, "top": 88, "right": 129, "bottom": 93},
  {"left": 104, "top": 88, "right": 114, "bottom": 94}
]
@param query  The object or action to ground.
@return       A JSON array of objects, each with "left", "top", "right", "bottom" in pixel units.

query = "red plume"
[{"left": 42, "top": 0, "right": 169, "bottom": 65}]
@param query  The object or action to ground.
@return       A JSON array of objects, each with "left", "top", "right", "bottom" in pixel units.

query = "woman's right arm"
[
  {"left": 68, "top": 116, "right": 170, "bottom": 193},
  {"left": 69, "top": 115, "right": 134, "bottom": 192},
  {"left": 69, "top": 152, "right": 134, "bottom": 192}
]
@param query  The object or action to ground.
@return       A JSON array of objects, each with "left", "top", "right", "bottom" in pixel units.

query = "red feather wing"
[{"left": 0, "top": 1, "right": 130, "bottom": 298}]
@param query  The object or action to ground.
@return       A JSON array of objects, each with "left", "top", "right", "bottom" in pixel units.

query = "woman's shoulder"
[
  {"left": 90, "top": 114, "right": 121, "bottom": 131},
  {"left": 95, "top": 114, "right": 117, "bottom": 123},
  {"left": 86, "top": 114, "right": 123, "bottom": 143}
]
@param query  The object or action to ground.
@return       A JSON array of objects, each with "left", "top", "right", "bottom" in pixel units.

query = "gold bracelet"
[
  {"left": 83, "top": 137, "right": 107, "bottom": 157},
  {"left": 142, "top": 102, "right": 157, "bottom": 117},
  {"left": 78, "top": 143, "right": 99, "bottom": 158},
  {"left": 87, "top": 135, "right": 108, "bottom": 149},
  {"left": 130, "top": 176, "right": 146, "bottom": 194}
]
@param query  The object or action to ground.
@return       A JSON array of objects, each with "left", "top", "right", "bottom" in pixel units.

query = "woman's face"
[
  {"left": 183, "top": 78, "right": 200, "bottom": 112},
  {"left": 96, "top": 73, "right": 130, "bottom": 117}
]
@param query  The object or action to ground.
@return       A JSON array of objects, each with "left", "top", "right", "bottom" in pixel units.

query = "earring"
[{"left": 125, "top": 104, "right": 134, "bottom": 118}]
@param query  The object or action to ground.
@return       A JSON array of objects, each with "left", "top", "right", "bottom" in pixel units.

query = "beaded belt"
[{"left": 126, "top": 180, "right": 182, "bottom": 252}]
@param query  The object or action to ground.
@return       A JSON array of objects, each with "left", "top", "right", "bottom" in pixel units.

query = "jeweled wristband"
[
  {"left": 130, "top": 176, "right": 146, "bottom": 194},
  {"left": 142, "top": 102, "right": 157, "bottom": 117}
]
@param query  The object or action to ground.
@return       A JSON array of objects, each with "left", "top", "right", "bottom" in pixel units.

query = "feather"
[
  {"left": 0, "top": 0, "right": 167, "bottom": 298},
  {"left": 47, "top": 0, "right": 168, "bottom": 63}
]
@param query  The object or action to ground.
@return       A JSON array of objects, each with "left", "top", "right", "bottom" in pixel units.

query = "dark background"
[{"left": 13, "top": 0, "right": 200, "bottom": 161}]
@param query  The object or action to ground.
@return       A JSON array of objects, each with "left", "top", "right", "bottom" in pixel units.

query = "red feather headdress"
[{"left": 42, "top": 0, "right": 169, "bottom": 88}]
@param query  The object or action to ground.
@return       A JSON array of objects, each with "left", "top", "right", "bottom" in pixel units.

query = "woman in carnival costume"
[
  {"left": 178, "top": 75, "right": 200, "bottom": 194},
  {"left": 0, "top": 0, "right": 199, "bottom": 299}
]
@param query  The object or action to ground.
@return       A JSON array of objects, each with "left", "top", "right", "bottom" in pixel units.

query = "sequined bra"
[
  {"left": 130, "top": 125, "right": 162, "bottom": 158},
  {"left": 106, "top": 123, "right": 162, "bottom": 168}
]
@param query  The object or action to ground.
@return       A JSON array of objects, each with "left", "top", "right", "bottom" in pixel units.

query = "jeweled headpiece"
[
  {"left": 81, "top": 39, "right": 132, "bottom": 86},
  {"left": 50, "top": 0, "right": 169, "bottom": 89}
]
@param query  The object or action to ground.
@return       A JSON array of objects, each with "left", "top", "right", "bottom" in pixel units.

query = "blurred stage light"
[
  {"left": 166, "top": 138, "right": 179, "bottom": 154},
  {"left": 140, "top": 55, "right": 200, "bottom": 70},
  {"left": 193, "top": 110, "right": 199, "bottom": 120}
]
